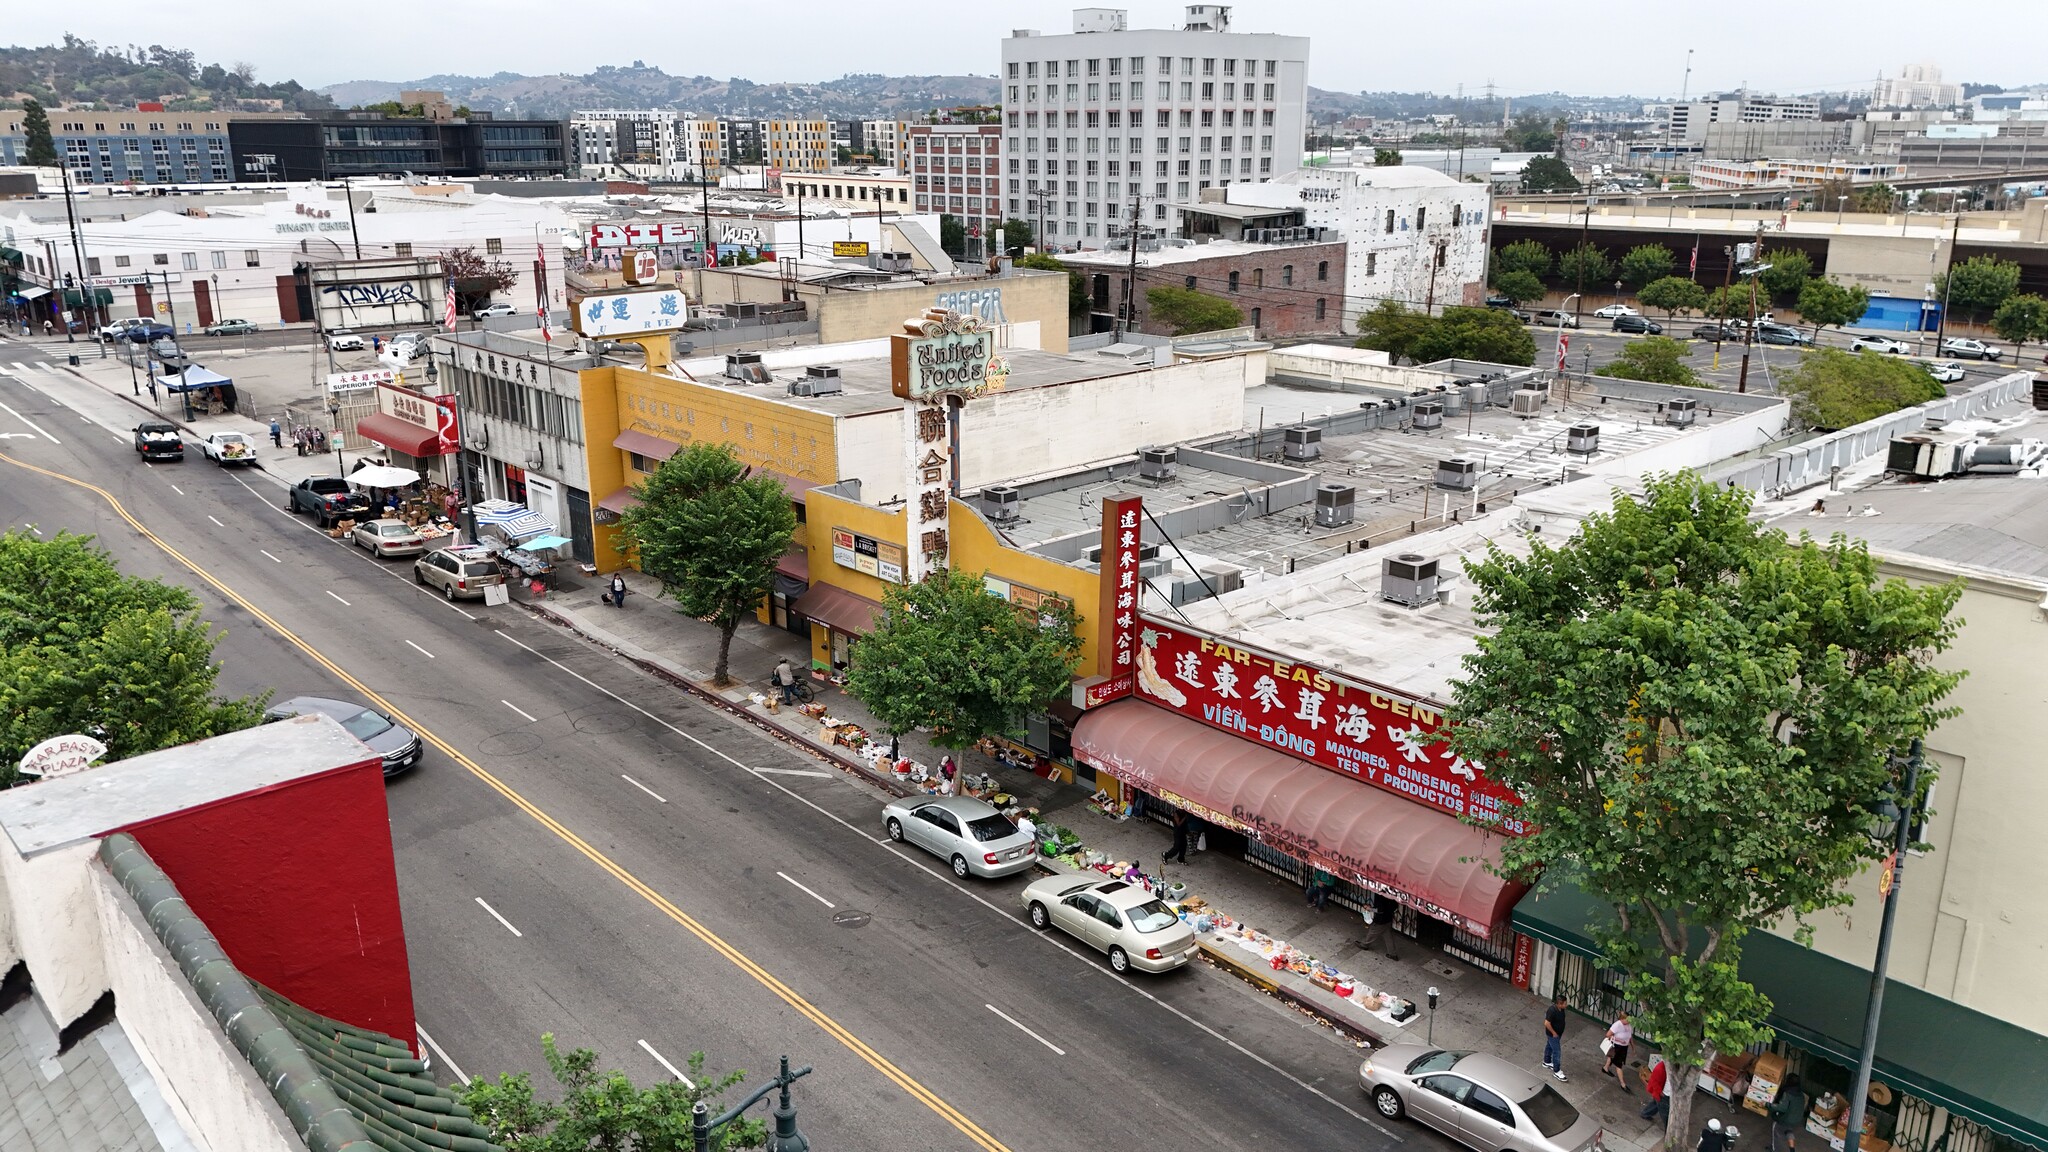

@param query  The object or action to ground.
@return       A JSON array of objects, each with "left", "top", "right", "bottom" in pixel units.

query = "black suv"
[{"left": 1612, "top": 314, "right": 1664, "bottom": 335}]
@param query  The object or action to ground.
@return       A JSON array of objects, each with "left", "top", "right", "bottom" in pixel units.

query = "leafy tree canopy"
[
  {"left": 1937, "top": 254, "right": 2023, "bottom": 324},
  {"left": 1144, "top": 285, "right": 1244, "bottom": 335},
  {"left": 1639, "top": 276, "right": 1707, "bottom": 319},
  {"left": 1795, "top": 278, "right": 1871, "bottom": 334},
  {"left": 0, "top": 531, "right": 266, "bottom": 784},
  {"left": 615, "top": 442, "right": 796, "bottom": 685},
  {"left": 1354, "top": 299, "right": 1436, "bottom": 363},
  {"left": 1756, "top": 247, "right": 1815, "bottom": 306},
  {"left": 463, "top": 1034, "right": 766, "bottom": 1152},
  {"left": 1781, "top": 347, "right": 1946, "bottom": 430},
  {"left": 1990, "top": 292, "right": 2048, "bottom": 348},
  {"left": 1492, "top": 239, "right": 1552, "bottom": 282},
  {"left": 939, "top": 213, "right": 966, "bottom": 258},
  {"left": 1373, "top": 148, "right": 1403, "bottom": 166},
  {"left": 441, "top": 246, "right": 518, "bottom": 296},
  {"left": 1016, "top": 252, "right": 1087, "bottom": 316},
  {"left": 1447, "top": 472, "right": 1961, "bottom": 1149},
  {"left": 1618, "top": 244, "right": 1675, "bottom": 289},
  {"left": 1556, "top": 242, "right": 1612, "bottom": 291},
  {"left": 1702, "top": 285, "right": 1747, "bottom": 321},
  {"left": 1489, "top": 268, "right": 1545, "bottom": 307},
  {"left": 1412, "top": 305, "right": 1537, "bottom": 366},
  {"left": 848, "top": 568, "right": 1082, "bottom": 749},
  {"left": 1594, "top": 335, "right": 1704, "bottom": 387},
  {"left": 21, "top": 99, "right": 56, "bottom": 166},
  {"left": 1002, "top": 217, "right": 1034, "bottom": 255},
  {"left": 1505, "top": 112, "right": 1558, "bottom": 154},
  {"left": 1519, "top": 155, "right": 1579, "bottom": 193}
]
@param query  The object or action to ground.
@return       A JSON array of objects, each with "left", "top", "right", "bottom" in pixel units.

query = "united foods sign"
[{"left": 889, "top": 309, "right": 1009, "bottom": 403}]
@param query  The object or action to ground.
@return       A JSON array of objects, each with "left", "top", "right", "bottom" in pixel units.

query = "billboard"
[
  {"left": 573, "top": 289, "right": 687, "bottom": 337},
  {"left": 588, "top": 220, "right": 698, "bottom": 249}
]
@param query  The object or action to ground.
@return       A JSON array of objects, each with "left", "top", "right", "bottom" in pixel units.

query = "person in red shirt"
[{"left": 1640, "top": 1054, "right": 1670, "bottom": 1124}]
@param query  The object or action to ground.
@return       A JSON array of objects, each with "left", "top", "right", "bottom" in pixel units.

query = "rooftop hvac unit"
[
  {"left": 1466, "top": 382, "right": 1491, "bottom": 409},
  {"left": 1139, "top": 446, "right": 1178, "bottom": 480},
  {"left": 1567, "top": 423, "right": 1601, "bottom": 455},
  {"left": 1666, "top": 396, "right": 1698, "bottom": 427},
  {"left": 878, "top": 251, "right": 913, "bottom": 272},
  {"left": 982, "top": 484, "right": 1022, "bottom": 524},
  {"left": 1885, "top": 432, "right": 1972, "bottom": 479},
  {"left": 727, "top": 302, "right": 761, "bottom": 319},
  {"left": 1435, "top": 457, "right": 1479, "bottom": 491},
  {"left": 724, "top": 351, "right": 770, "bottom": 384},
  {"left": 1510, "top": 389, "right": 1547, "bottom": 417},
  {"left": 787, "top": 369, "right": 842, "bottom": 397},
  {"left": 1381, "top": 553, "right": 1440, "bottom": 608},
  {"left": 1412, "top": 400, "right": 1444, "bottom": 430},
  {"left": 1314, "top": 483, "right": 1355, "bottom": 527},
  {"left": 1138, "top": 556, "right": 1173, "bottom": 581},
  {"left": 1282, "top": 425, "right": 1322, "bottom": 461}
]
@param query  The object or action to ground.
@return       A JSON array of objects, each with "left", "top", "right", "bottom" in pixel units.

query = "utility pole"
[
  {"left": 1736, "top": 222, "right": 1764, "bottom": 394},
  {"left": 1574, "top": 193, "right": 1593, "bottom": 328},
  {"left": 795, "top": 181, "right": 804, "bottom": 262},
  {"left": 342, "top": 176, "right": 362, "bottom": 260},
  {"left": 1117, "top": 199, "right": 1143, "bottom": 341},
  {"left": 1932, "top": 211, "right": 1961, "bottom": 348},
  {"left": 60, "top": 165, "right": 92, "bottom": 341},
  {"left": 1840, "top": 740, "right": 1922, "bottom": 1152},
  {"left": 701, "top": 179, "right": 714, "bottom": 267}
]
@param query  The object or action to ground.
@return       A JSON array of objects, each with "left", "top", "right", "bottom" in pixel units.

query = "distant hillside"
[
  {"left": 0, "top": 34, "right": 331, "bottom": 111},
  {"left": 318, "top": 66, "right": 999, "bottom": 120}
]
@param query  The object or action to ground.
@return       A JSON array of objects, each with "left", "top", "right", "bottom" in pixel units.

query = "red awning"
[
  {"left": 355, "top": 414, "right": 448, "bottom": 457},
  {"left": 762, "top": 470, "right": 819, "bottom": 504},
  {"left": 1072, "top": 701, "right": 1527, "bottom": 935},
  {"left": 597, "top": 486, "right": 640, "bottom": 514},
  {"left": 775, "top": 547, "right": 809, "bottom": 581},
  {"left": 791, "top": 583, "right": 882, "bottom": 636},
  {"left": 612, "top": 429, "right": 681, "bottom": 461}
]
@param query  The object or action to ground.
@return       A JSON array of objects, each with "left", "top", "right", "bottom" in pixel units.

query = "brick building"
[
  {"left": 1061, "top": 235, "right": 1345, "bottom": 338},
  {"left": 909, "top": 123, "right": 1004, "bottom": 260}
]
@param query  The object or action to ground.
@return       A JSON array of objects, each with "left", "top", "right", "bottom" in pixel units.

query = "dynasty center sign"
[{"left": 1131, "top": 620, "right": 1526, "bottom": 833}]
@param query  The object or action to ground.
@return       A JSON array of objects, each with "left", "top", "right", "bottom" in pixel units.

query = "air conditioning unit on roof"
[{"left": 1282, "top": 426, "right": 1321, "bottom": 461}]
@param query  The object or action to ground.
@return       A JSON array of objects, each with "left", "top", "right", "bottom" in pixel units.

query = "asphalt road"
[
  {"left": 1527, "top": 317, "right": 2018, "bottom": 395},
  {"left": 0, "top": 339, "right": 1437, "bottom": 1152}
]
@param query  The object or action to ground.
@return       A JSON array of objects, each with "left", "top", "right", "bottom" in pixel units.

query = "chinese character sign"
[
  {"left": 574, "top": 290, "right": 688, "bottom": 337},
  {"left": 904, "top": 399, "right": 951, "bottom": 583},
  {"left": 1092, "top": 494, "right": 1144, "bottom": 703},
  {"left": 1131, "top": 620, "right": 1527, "bottom": 833}
]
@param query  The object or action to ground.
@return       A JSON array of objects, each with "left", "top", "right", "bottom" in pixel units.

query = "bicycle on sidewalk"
[{"left": 769, "top": 669, "right": 816, "bottom": 705}]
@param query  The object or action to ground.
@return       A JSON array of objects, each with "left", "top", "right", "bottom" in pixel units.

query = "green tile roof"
[{"left": 98, "top": 833, "right": 504, "bottom": 1152}]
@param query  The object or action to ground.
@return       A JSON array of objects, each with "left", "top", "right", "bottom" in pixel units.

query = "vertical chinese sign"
[
  {"left": 1085, "top": 494, "right": 1144, "bottom": 706},
  {"left": 904, "top": 400, "right": 951, "bottom": 582}
]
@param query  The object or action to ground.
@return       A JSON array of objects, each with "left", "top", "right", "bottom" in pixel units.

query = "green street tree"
[
  {"left": 848, "top": 567, "right": 1082, "bottom": 750},
  {"left": 1990, "top": 292, "right": 2048, "bottom": 357},
  {"left": 1702, "top": 285, "right": 1746, "bottom": 320},
  {"left": 1795, "top": 277, "right": 1871, "bottom": 338},
  {"left": 1594, "top": 335, "right": 1705, "bottom": 387},
  {"left": 615, "top": 443, "right": 797, "bottom": 685},
  {"left": 1492, "top": 239, "right": 1553, "bottom": 282},
  {"left": 1002, "top": 217, "right": 1034, "bottom": 255},
  {"left": 22, "top": 100, "right": 58, "bottom": 167},
  {"left": 1374, "top": 148, "right": 1403, "bottom": 167},
  {"left": 939, "top": 213, "right": 966, "bottom": 258},
  {"left": 0, "top": 531, "right": 267, "bottom": 785},
  {"left": 1556, "top": 242, "right": 1612, "bottom": 294},
  {"left": 1489, "top": 268, "right": 1546, "bottom": 307},
  {"left": 1519, "top": 155, "right": 1579, "bottom": 194},
  {"left": 1411, "top": 306, "right": 1537, "bottom": 366},
  {"left": 1016, "top": 253, "right": 1088, "bottom": 317},
  {"left": 1638, "top": 276, "right": 1708, "bottom": 320},
  {"left": 1756, "top": 247, "right": 1815, "bottom": 307},
  {"left": 1144, "top": 285, "right": 1245, "bottom": 335},
  {"left": 1445, "top": 472, "right": 1962, "bottom": 1151},
  {"left": 464, "top": 1034, "right": 766, "bottom": 1151},
  {"left": 1354, "top": 299, "right": 1436, "bottom": 363},
  {"left": 1937, "top": 255, "right": 2023, "bottom": 324},
  {"left": 1781, "top": 347, "right": 1946, "bottom": 430},
  {"left": 1618, "top": 244, "right": 1675, "bottom": 289}
]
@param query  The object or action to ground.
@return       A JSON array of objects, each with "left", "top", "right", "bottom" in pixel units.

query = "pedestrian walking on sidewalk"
[
  {"left": 1698, "top": 1118, "right": 1731, "bottom": 1152},
  {"left": 1768, "top": 1074, "right": 1807, "bottom": 1152},
  {"left": 269, "top": 418, "right": 282, "bottom": 447},
  {"left": 1640, "top": 1053, "right": 1670, "bottom": 1124},
  {"left": 1164, "top": 809, "right": 1191, "bottom": 863},
  {"left": 42, "top": 319, "right": 53, "bottom": 337},
  {"left": 1601, "top": 1012, "right": 1634, "bottom": 1093},
  {"left": 603, "top": 573, "right": 628, "bottom": 607},
  {"left": 1542, "top": 994, "right": 1569, "bottom": 1081}
]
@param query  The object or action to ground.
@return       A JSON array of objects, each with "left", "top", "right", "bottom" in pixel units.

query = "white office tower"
[{"left": 1000, "top": 6, "right": 1309, "bottom": 250}]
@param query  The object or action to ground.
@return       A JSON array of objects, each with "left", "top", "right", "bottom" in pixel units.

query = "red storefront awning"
[
  {"left": 791, "top": 583, "right": 882, "bottom": 636},
  {"left": 775, "top": 547, "right": 809, "bottom": 581},
  {"left": 612, "top": 429, "right": 681, "bottom": 462},
  {"left": 355, "top": 414, "right": 447, "bottom": 457},
  {"left": 1072, "top": 700, "right": 1527, "bottom": 935},
  {"left": 597, "top": 486, "right": 640, "bottom": 515}
]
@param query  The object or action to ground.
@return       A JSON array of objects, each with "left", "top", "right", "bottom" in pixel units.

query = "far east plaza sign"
[{"left": 1131, "top": 620, "right": 1527, "bottom": 834}]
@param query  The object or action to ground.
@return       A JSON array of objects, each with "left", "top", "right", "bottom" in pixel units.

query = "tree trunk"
[
  {"left": 1664, "top": 1056, "right": 1704, "bottom": 1150},
  {"left": 713, "top": 619, "right": 738, "bottom": 687}
]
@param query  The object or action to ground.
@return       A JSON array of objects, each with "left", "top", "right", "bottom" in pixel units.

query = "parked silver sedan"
[
  {"left": 882, "top": 795, "right": 1038, "bottom": 879},
  {"left": 352, "top": 518, "right": 426, "bottom": 558},
  {"left": 1361, "top": 1046, "right": 1606, "bottom": 1152},
  {"left": 1020, "top": 874, "right": 1198, "bottom": 974}
]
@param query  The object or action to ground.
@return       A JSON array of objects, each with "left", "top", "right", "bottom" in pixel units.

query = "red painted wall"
[{"left": 106, "top": 759, "right": 417, "bottom": 1045}]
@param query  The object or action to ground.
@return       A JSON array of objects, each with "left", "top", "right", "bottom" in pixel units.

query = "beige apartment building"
[{"left": 765, "top": 119, "right": 831, "bottom": 173}]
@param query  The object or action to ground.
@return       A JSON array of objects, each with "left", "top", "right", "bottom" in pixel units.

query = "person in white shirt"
[{"left": 1015, "top": 814, "right": 1038, "bottom": 842}]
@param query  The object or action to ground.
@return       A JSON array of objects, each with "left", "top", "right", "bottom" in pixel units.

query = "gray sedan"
[
  {"left": 262, "top": 696, "right": 422, "bottom": 777},
  {"left": 1021, "top": 874, "right": 1199, "bottom": 974},
  {"left": 883, "top": 795, "right": 1039, "bottom": 879},
  {"left": 1361, "top": 1046, "right": 1606, "bottom": 1152}
]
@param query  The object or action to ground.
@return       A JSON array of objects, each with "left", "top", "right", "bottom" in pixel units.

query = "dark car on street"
[
  {"left": 132, "top": 421, "right": 184, "bottom": 461},
  {"left": 286, "top": 476, "right": 372, "bottom": 527},
  {"left": 1692, "top": 323, "right": 1740, "bottom": 341},
  {"left": 262, "top": 696, "right": 422, "bottom": 776},
  {"left": 124, "top": 321, "right": 174, "bottom": 344},
  {"left": 1611, "top": 314, "right": 1663, "bottom": 335}
]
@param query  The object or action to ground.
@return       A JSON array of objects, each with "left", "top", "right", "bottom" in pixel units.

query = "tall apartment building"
[
  {"left": 861, "top": 120, "right": 912, "bottom": 172},
  {"left": 1000, "top": 5, "right": 1310, "bottom": 250},
  {"left": 0, "top": 106, "right": 236, "bottom": 184},
  {"left": 1665, "top": 92, "right": 1820, "bottom": 146},
  {"left": 765, "top": 119, "right": 831, "bottom": 173},
  {"left": 570, "top": 109, "right": 681, "bottom": 176},
  {"left": 909, "top": 124, "right": 1003, "bottom": 258},
  {"left": 1873, "top": 64, "right": 1962, "bottom": 110}
]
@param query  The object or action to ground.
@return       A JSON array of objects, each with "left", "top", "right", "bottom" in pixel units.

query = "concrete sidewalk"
[{"left": 520, "top": 570, "right": 1769, "bottom": 1152}]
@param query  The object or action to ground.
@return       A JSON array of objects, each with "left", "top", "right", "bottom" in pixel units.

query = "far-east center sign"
[
  {"left": 1132, "top": 620, "right": 1528, "bottom": 834},
  {"left": 574, "top": 289, "right": 687, "bottom": 337},
  {"left": 889, "top": 308, "right": 1009, "bottom": 402}
]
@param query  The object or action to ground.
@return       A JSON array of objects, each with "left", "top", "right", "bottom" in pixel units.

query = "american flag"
[
  {"left": 1689, "top": 243, "right": 1699, "bottom": 277},
  {"left": 535, "top": 241, "right": 551, "bottom": 344},
  {"left": 443, "top": 280, "right": 457, "bottom": 332}
]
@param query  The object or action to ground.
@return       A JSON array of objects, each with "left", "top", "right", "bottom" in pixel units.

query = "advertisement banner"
[
  {"left": 327, "top": 368, "right": 394, "bottom": 393},
  {"left": 433, "top": 393, "right": 459, "bottom": 456},
  {"left": 1092, "top": 494, "right": 1142, "bottom": 704},
  {"left": 832, "top": 240, "right": 871, "bottom": 257},
  {"left": 1130, "top": 619, "right": 1527, "bottom": 834},
  {"left": 574, "top": 289, "right": 687, "bottom": 337}
]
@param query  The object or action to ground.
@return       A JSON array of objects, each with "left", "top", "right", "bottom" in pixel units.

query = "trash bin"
[{"left": 67, "top": 354, "right": 80, "bottom": 366}]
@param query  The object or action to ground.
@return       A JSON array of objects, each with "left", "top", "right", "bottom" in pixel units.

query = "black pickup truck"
[
  {"left": 132, "top": 421, "right": 184, "bottom": 461},
  {"left": 285, "top": 476, "right": 372, "bottom": 527}
]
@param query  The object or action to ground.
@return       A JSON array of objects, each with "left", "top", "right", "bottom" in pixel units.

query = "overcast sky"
[{"left": 10, "top": 1, "right": 2042, "bottom": 99}]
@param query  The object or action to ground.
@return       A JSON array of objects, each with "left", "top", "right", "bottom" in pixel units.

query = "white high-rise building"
[
  {"left": 1000, "top": 6, "right": 1309, "bottom": 250},
  {"left": 1873, "top": 64, "right": 1963, "bottom": 110}
]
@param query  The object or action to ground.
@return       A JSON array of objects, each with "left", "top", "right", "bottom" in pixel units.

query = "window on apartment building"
[
  {"left": 1416, "top": 208, "right": 1427, "bottom": 231},
  {"left": 1199, "top": 138, "right": 1212, "bottom": 155},
  {"left": 1066, "top": 83, "right": 1079, "bottom": 99},
  {"left": 1027, "top": 85, "right": 1038, "bottom": 102},
  {"left": 1178, "top": 137, "right": 1191, "bottom": 153},
  {"left": 1065, "top": 60, "right": 1077, "bottom": 77},
  {"left": 1087, "top": 84, "right": 1100, "bottom": 101},
  {"left": 1316, "top": 299, "right": 1327, "bottom": 321},
  {"left": 1201, "top": 83, "right": 1214, "bottom": 99},
  {"left": 1107, "top": 110, "right": 1121, "bottom": 128},
  {"left": 1228, "top": 271, "right": 1239, "bottom": 292},
  {"left": 152, "top": 253, "right": 169, "bottom": 265},
  {"left": 1179, "top": 110, "right": 1193, "bottom": 128},
  {"left": 1157, "top": 56, "right": 1171, "bottom": 75},
  {"left": 210, "top": 250, "right": 227, "bottom": 269},
  {"left": 86, "top": 257, "right": 101, "bottom": 275},
  {"left": 1251, "top": 268, "right": 1263, "bottom": 289},
  {"left": 1317, "top": 260, "right": 1328, "bottom": 281},
  {"left": 1086, "top": 59, "right": 1100, "bottom": 76},
  {"left": 1282, "top": 264, "right": 1293, "bottom": 286},
  {"left": 1366, "top": 252, "right": 1377, "bottom": 276},
  {"left": 1177, "top": 180, "right": 1190, "bottom": 197},
  {"left": 115, "top": 255, "right": 130, "bottom": 268},
  {"left": 1177, "top": 160, "right": 1190, "bottom": 176},
  {"left": 1180, "top": 82, "right": 1193, "bottom": 99},
  {"left": 1262, "top": 84, "right": 1275, "bottom": 99},
  {"left": 1086, "top": 111, "right": 1100, "bottom": 128},
  {"left": 1157, "top": 110, "right": 1170, "bottom": 128},
  {"left": 1249, "top": 307, "right": 1261, "bottom": 328},
  {"left": 1263, "top": 110, "right": 1275, "bottom": 126},
  {"left": 1026, "top": 61, "right": 1038, "bottom": 78},
  {"left": 1260, "top": 157, "right": 1271, "bottom": 174},
  {"left": 1436, "top": 243, "right": 1448, "bottom": 269},
  {"left": 1265, "top": 60, "right": 1277, "bottom": 76},
  {"left": 1108, "top": 82, "right": 1122, "bottom": 101},
  {"left": 395, "top": 243, "right": 413, "bottom": 257}
]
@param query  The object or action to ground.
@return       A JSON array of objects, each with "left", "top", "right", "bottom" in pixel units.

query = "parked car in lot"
[
  {"left": 262, "top": 696, "right": 422, "bottom": 776},
  {"left": 202, "top": 318, "right": 258, "bottom": 336},
  {"left": 99, "top": 318, "right": 144, "bottom": 342},
  {"left": 1758, "top": 326, "right": 1815, "bottom": 347},
  {"left": 195, "top": 432, "right": 258, "bottom": 466},
  {"left": 352, "top": 518, "right": 426, "bottom": 558},
  {"left": 286, "top": 476, "right": 372, "bottom": 527},
  {"left": 1021, "top": 874, "right": 1200, "bottom": 974},
  {"left": 883, "top": 795, "right": 1038, "bottom": 878},
  {"left": 124, "top": 321, "right": 174, "bottom": 344},
  {"left": 413, "top": 546, "right": 505, "bottom": 600},
  {"left": 1593, "top": 304, "right": 1639, "bottom": 320},
  {"left": 1531, "top": 310, "right": 1580, "bottom": 328},
  {"left": 132, "top": 421, "right": 184, "bottom": 461},
  {"left": 473, "top": 302, "right": 518, "bottom": 320},
  {"left": 1360, "top": 1045, "right": 1606, "bottom": 1152},
  {"left": 1850, "top": 335, "right": 1910, "bottom": 354},
  {"left": 1940, "top": 337, "right": 2001, "bottom": 361},
  {"left": 1924, "top": 360, "right": 1968, "bottom": 383},
  {"left": 326, "top": 329, "right": 365, "bottom": 351},
  {"left": 1691, "top": 323, "right": 1741, "bottom": 341},
  {"left": 148, "top": 337, "right": 187, "bottom": 362},
  {"left": 1611, "top": 315, "right": 1662, "bottom": 334}
]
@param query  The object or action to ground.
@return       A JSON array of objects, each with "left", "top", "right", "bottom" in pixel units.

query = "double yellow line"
[{"left": 2, "top": 452, "right": 1011, "bottom": 1152}]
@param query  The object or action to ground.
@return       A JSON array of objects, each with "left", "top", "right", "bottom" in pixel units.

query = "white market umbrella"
[{"left": 350, "top": 465, "right": 423, "bottom": 489}]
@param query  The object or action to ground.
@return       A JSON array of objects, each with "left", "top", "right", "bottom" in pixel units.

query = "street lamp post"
[
  {"left": 1840, "top": 739, "right": 1924, "bottom": 1152},
  {"left": 690, "top": 1056, "right": 812, "bottom": 1152},
  {"left": 327, "top": 398, "right": 345, "bottom": 475},
  {"left": 1554, "top": 292, "right": 1580, "bottom": 381},
  {"left": 1837, "top": 195, "right": 1850, "bottom": 227}
]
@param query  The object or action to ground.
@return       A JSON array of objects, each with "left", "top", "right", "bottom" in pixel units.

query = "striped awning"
[{"left": 472, "top": 499, "right": 556, "bottom": 541}]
